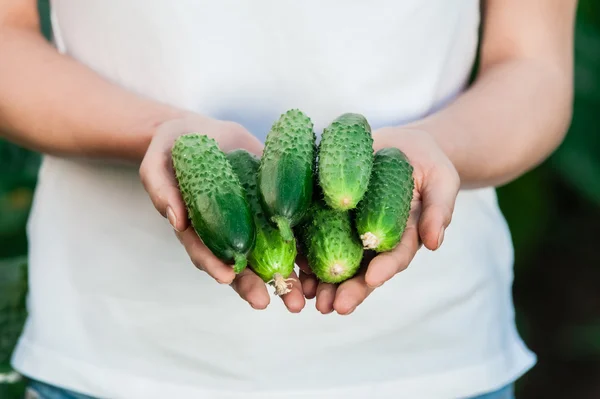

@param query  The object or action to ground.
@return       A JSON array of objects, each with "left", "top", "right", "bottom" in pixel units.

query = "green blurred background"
[{"left": 1, "top": 1, "right": 599, "bottom": 398}]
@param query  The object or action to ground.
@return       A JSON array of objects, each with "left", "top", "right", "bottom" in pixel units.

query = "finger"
[
  {"left": 175, "top": 228, "right": 236, "bottom": 284},
  {"left": 218, "top": 122, "right": 264, "bottom": 156},
  {"left": 364, "top": 211, "right": 421, "bottom": 288},
  {"left": 279, "top": 271, "right": 305, "bottom": 313},
  {"left": 299, "top": 270, "right": 318, "bottom": 299},
  {"left": 418, "top": 167, "right": 459, "bottom": 250},
  {"left": 139, "top": 137, "right": 189, "bottom": 232},
  {"left": 295, "top": 253, "right": 312, "bottom": 275},
  {"left": 230, "top": 268, "right": 270, "bottom": 310},
  {"left": 315, "top": 282, "right": 336, "bottom": 314},
  {"left": 243, "top": 135, "right": 264, "bottom": 157},
  {"left": 333, "top": 268, "right": 374, "bottom": 315}
]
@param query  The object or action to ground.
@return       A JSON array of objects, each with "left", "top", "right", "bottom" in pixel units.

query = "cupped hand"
[
  {"left": 299, "top": 128, "right": 460, "bottom": 315},
  {"left": 139, "top": 113, "right": 306, "bottom": 312}
]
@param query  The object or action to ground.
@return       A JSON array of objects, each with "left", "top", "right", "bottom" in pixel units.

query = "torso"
[{"left": 12, "top": 1, "right": 535, "bottom": 398}]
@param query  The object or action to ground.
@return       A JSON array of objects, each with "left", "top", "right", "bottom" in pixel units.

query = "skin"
[
  {"left": 0, "top": 0, "right": 577, "bottom": 315},
  {"left": 0, "top": 0, "right": 304, "bottom": 312},
  {"left": 301, "top": 0, "right": 578, "bottom": 315}
]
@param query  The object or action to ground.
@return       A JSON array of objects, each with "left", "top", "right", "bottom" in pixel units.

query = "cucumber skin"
[
  {"left": 300, "top": 202, "right": 364, "bottom": 284},
  {"left": 226, "top": 149, "right": 297, "bottom": 283},
  {"left": 171, "top": 134, "right": 255, "bottom": 272},
  {"left": 258, "top": 109, "right": 316, "bottom": 241},
  {"left": 355, "top": 147, "right": 414, "bottom": 252},
  {"left": 318, "top": 113, "right": 374, "bottom": 211}
]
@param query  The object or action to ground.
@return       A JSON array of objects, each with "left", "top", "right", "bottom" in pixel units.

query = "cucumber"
[
  {"left": 227, "top": 149, "right": 297, "bottom": 296},
  {"left": 172, "top": 133, "right": 255, "bottom": 273},
  {"left": 258, "top": 109, "right": 316, "bottom": 242},
  {"left": 355, "top": 147, "right": 414, "bottom": 252},
  {"left": 317, "top": 113, "right": 374, "bottom": 211},
  {"left": 300, "top": 202, "right": 364, "bottom": 284}
]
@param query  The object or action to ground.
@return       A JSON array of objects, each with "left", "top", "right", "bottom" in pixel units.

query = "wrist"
[
  {"left": 119, "top": 104, "right": 189, "bottom": 163},
  {"left": 399, "top": 118, "right": 455, "bottom": 157},
  {"left": 372, "top": 125, "right": 444, "bottom": 158},
  {"left": 372, "top": 124, "right": 461, "bottom": 187}
]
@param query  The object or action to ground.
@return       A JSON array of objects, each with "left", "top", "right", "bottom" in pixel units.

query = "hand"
[
  {"left": 139, "top": 112, "right": 306, "bottom": 312},
  {"left": 299, "top": 128, "right": 460, "bottom": 315}
]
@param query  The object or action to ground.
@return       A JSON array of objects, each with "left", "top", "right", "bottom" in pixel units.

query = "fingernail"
[
  {"left": 345, "top": 306, "right": 357, "bottom": 315},
  {"left": 220, "top": 275, "right": 235, "bottom": 285},
  {"left": 437, "top": 227, "right": 445, "bottom": 249},
  {"left": 166, "top": 206, "right": 179, "bottom": 231},
  {"left": 366, "top": 273, "right": 384, "bottom": 289},
  {"left": 249, "top": 301, "right": 266, "bottom": 310}
]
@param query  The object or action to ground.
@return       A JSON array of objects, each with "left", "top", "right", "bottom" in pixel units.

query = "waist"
[{"left": 16, "top": 155, "right": 526, "bottom": 397}]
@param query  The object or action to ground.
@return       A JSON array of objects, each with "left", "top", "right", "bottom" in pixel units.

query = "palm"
[
  {"left": 298, "top": 127, "right": 459, "bottom": 315},
  {"left": 296, "top": 172, "right": 422, "bottom": 314},
  {"left": 140, "top": 113, "right": 305, "bottom": 313}
]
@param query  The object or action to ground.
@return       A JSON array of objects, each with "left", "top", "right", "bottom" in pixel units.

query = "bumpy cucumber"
[
  {"left": 300, "top": 202, "right": 364, "bottom": 284},
  {"left": 227, "top": 149, "right": 297, "bottom": 295},
  {"left": 258, "top": 109, "right": 316, "bottom": 242},
  {"left": 355, "top": 147, "right": 414, "bottom": 252},
  {"left": 172, "top": 134, "right": 255, "bottom": 273},
  {"left": 317, "top": 113, "right": 374, "bottom": 211}
]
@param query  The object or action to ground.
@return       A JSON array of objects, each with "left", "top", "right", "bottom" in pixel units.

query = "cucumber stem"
[
  {"left": 267, "top": 273, "right": 295, "bottom": 296},
  {"left": 272, "top": 216, "right": 294, "bottom": 242},
  {"left": 331, "top": 264, "right": 344, "bottom": 276},
  {"left": 360, "top": 232, "right": 380, "bottom": 250},
  {"left": 233, "top": 254, "right": 247, "bottom": 274}
]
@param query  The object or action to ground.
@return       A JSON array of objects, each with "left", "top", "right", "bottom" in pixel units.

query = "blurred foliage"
[
  {"left": 495, "top": 0, "right": 600, "bottom": 397},
  {"left": 0, "top": 0, "right": 599, "bottom": 398},
  {"left": 0, "top": 144, "right": 41, "bottom": 258},
  {"left": 37, "top": 0, "right": 52, "bottom": 40},
  {"left": 0, "top": 257, "right": 28, "bottom": 366},
  {"left": 551, "top": 18, "right": 600, "bottom": 206},
  {"left": 0, "top": 257, "right": 28, "bottom": 398}
]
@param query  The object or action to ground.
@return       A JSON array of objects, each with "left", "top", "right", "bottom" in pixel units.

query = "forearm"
[
  {"left": 0, "top": 26, "right": 184, "bottom": 162},
  {"left": 408, "top": 57, "right": 573, "bottom": 188}
]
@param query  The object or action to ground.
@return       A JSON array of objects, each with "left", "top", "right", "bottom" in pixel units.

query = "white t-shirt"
[{"left": 12, "top": 1, "right": 536, "bottom": 398}]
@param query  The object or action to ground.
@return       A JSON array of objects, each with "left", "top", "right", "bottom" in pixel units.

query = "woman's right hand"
[{"left": 139, "top": 113, "right": 306, "bottom": 313}]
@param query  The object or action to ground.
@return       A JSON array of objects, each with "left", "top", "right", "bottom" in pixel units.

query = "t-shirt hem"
[{"left": 11, "top": 338, "right": 536, "bottom": 399}]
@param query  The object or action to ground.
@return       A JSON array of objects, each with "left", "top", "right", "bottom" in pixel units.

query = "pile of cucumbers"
[{"left": 171, "top": 109, "right": 414, "bottom": 296}]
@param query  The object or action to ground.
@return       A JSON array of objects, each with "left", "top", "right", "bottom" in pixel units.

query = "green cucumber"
[
  {"left": 172, "top": 133, "right": 255, "bottom": 273},
  {"left": 258, "top": 109, "right": 316, "bottom": 241},
  {"left": 355, "top": 147, "right": 414, "bottom": 252},
  {"left": 317, "top": 113, "right": 374, "bottom": 210},
  {"left": 300, "top": 202, "right": 364, "bottom": 284},
  {"left": 227, "top": 149, "right": 297, "bottom": 296}
]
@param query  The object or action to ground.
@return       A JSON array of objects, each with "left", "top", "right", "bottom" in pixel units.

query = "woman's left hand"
[{"left": 298, "top": 127, "right": 461, "bottom": 315}]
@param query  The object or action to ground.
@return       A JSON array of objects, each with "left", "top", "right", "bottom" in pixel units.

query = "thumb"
[
  {"left": 418, "top": 168, "right": 459, "bottom": 251},
  {"left": 139, "top": 138, "right": 189, "bottom": 232},
  {"left": 242, "top": 134, "right": 264, "bottom": 157}
]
